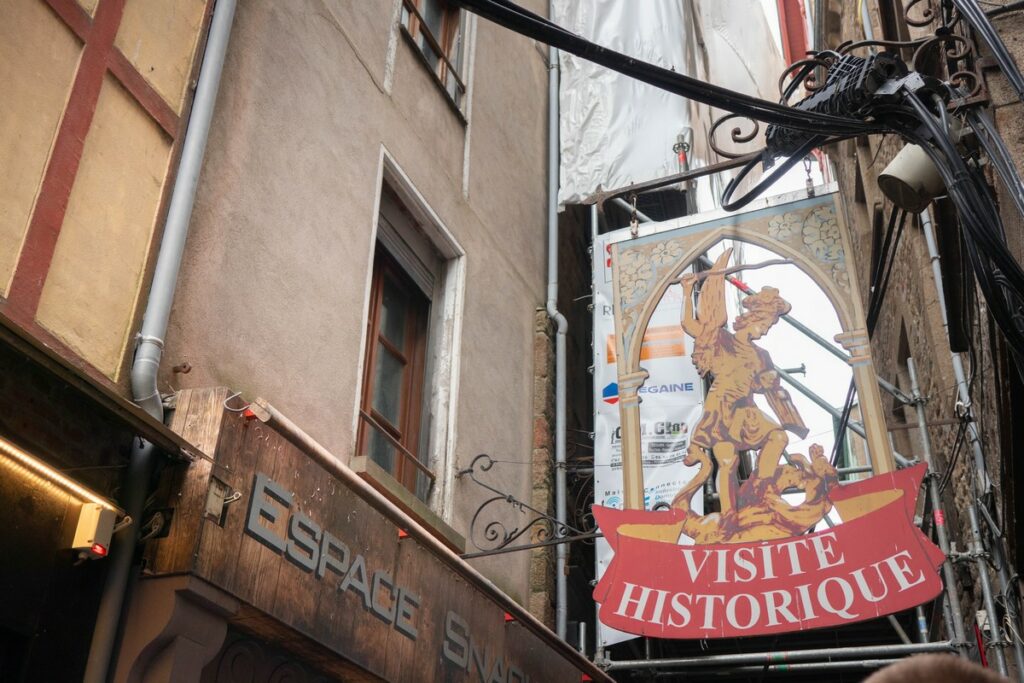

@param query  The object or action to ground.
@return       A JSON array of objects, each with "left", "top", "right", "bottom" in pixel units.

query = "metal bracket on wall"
[{"left": 457, "top": 453, "right": 591, "bottom": 559}]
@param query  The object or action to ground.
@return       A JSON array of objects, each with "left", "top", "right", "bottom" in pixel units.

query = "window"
[
  {"left": 400, "top": 0, "right": 466, "bottom": 106},
  {"left": 354, "top": 159, "right": 466, "bottom": 546},
  {"left": 358, "top": 246, "right": 434, "bottom": 501},
  {"left": 357, "top": 180, "right": 455, "bottom": 508}
]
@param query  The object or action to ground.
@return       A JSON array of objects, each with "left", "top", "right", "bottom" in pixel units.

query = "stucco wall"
[{"left": 162, "top": 0, "right": 550, "bottom": 604}]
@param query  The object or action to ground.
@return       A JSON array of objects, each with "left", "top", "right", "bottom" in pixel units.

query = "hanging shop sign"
[
  {"left": 594, "top": 464, "right": 944, "bottom": 637},
  {"left": 593, "top": 189, "right": 945, "bottom": 638}
]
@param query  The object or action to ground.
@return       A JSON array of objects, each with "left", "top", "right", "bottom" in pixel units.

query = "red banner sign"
[{"left": 593, "top": 464, "right": 945, "bottom": 638}]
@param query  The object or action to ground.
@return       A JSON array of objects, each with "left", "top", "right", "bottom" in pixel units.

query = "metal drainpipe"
[
  {"left": 922, "top": 210, "right": 1024, "bottom": 678},
  {"left": 82, "top": 2, "right": 236, "bottom": 680},
  {"left": 545, "top": 3, "right": 569, "bottom": 642},
  {"left": 590, "top": 203, "right": 605, "bottom": 663}
]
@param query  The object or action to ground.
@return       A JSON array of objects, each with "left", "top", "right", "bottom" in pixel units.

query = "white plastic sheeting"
[
  {"left": 566, "top": 1, "right": 788, "bottom": 647},
  {"left": 555, "top": 0, "right": 785, "bottom": 209}
]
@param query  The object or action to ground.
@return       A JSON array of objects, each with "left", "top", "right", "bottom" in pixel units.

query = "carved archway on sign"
[{"left": 608, "top": 193, "right": 892, "bottom": 510}]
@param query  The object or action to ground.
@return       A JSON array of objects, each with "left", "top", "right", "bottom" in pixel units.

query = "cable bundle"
[
  {"left": 901, "top": 92, "right": 1024, "bottom": 370},
  {"left": 452, "top": 0, "right": 877, "bottom": 135},
  {"left": 454, "top": 0, "right": 1024, "bottom": 375}
]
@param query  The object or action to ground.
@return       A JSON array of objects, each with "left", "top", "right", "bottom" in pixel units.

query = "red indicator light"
[{"left": 91, "top": 543, "right": 108, "bottom": 557}]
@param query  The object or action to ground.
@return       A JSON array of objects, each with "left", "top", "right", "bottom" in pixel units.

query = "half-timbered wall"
[{"left": 0, "top": 0, "right": 211, "bottom": 381}]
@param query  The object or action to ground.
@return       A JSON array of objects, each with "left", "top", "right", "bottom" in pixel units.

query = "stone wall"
[
  {"left": 829, "top": 1, "right": 1021, "bottom": 651},
  {"left": 530, "top": 308, "right": 555, "bottom": 627}
]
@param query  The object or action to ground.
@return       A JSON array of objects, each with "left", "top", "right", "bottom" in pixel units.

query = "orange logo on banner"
[{"left": 606, "top": 325, "right": 687, "bottom": 363}]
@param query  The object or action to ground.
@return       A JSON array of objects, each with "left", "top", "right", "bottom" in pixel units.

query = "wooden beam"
[{"left": 7, "top": 0, "right": 127, "bottom": 317}]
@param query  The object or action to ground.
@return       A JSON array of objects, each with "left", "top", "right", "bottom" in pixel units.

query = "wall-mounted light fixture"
[{"left": 0, "top": 434, "right": 119, "bottom": 512}]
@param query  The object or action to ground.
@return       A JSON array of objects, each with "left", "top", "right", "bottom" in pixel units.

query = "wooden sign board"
[{"left": 153, "top": 393, "right": 593, "bottom": 682}]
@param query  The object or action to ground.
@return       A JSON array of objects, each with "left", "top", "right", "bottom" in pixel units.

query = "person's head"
[
  {"left": 864, "top": 654, "right": 1008, "bottom": 683},
  {"left": 733, "top": 287, "right": 791, "bottom": 341}
]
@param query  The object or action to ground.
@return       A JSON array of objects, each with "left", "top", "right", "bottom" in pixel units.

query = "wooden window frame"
[
  {"left": 357, "top": 247, "right": 434, "bottom": 498},
  {"left": 400, "top": 0, "right": 467, "bottom": 108}
]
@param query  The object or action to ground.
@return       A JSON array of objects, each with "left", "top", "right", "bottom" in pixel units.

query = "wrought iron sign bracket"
[{"left": 456, "top": 453, "right": 589, "bottom": 558}]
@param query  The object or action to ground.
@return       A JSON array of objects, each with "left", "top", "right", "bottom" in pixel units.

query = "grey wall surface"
[{"left": 161, "top": 0, "right": 551, "bottom": 605}]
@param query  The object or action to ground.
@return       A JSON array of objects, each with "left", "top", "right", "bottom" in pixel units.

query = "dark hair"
[{"left": 864, "top": 655, "right": 1008, "bottom": 683}]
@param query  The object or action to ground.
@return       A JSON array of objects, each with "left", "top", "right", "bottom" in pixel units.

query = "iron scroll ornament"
[{"left": 456, "top": 454, "right": 586, "bottom": 553}]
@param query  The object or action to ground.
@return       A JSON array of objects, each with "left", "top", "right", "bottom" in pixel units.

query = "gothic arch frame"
[{"left": 608, "top": 192, "right": 893, "bottom": 510}]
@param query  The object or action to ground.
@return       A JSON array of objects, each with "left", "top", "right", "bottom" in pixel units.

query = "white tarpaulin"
[
  {"left": 592, "top": 227, "right": 704, "bottom": 646},
  {"left": 556, "top": 0, "right": 786, "bottom": 208},
  {"left": 566, "top": 0, "right": 790, "bottom": 647}
]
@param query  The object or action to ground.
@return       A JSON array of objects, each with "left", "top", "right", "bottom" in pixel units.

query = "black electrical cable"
[
  {"left": 829, "top": 380, "right": 856, "bottom": 467},
  {"left": 901, "top": 93, "right": 1024, "bottom": 372},
  {"left": 938, "top": 418, "right": 967, "bottom": 496},
  {"left": 720, "top": 136, "right": 830, "bottom": 211},
  {"left": 966, "top": 108, "right": 1024, "bottom": 221},
  {"left": 988, "top": 0, "right": 1024, "bottom": 18},
  {"left": 953, "top": 0, "right": 1024, "bottom": 102},
  {"left": 903, "top": 97, "right": 1016, "bottom": 282},
  {"left": 452, "top": 0, "right": 880, "bottom": 135},
  {"left": 966, "top": 257, "right": 980, "bottom": 396},
  {"left": 780, "top": 59, "right": 825, "bottom": 105},
  {"left": 907, "top": 104, "right": 1024, "bottom": 294},
  {"left": 468, "top": 0, "right": 1024, "bottom": 382},
  {"left": 868, "top": 210, "right": 908, "bottom": 332}
]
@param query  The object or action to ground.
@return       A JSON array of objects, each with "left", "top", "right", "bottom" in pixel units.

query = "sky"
[{"left": 726, "top": 243, "right": 854, "bottom": 464}]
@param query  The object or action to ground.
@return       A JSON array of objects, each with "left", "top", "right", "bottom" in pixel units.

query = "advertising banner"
[{"left": 592, "top": 228, "right": 705, "bottom": 646}]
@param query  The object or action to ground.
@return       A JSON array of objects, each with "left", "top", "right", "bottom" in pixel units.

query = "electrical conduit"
[{"left": 545, "top": 0, "right": 569, "bottom": 642}]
